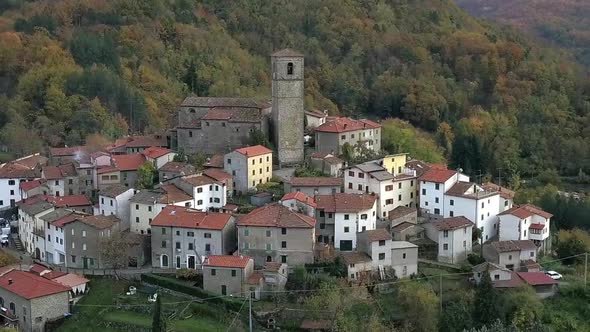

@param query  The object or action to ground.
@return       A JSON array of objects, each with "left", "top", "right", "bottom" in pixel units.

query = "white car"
[{"left": 545, "top": 271, "right": 563, "bottom": 280}]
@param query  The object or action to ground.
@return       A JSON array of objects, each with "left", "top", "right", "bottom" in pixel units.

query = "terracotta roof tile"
[
  {"left": 49, "top": 146, "right": 83, "bottom": 157},
  {"left": 418, "top": 168, "right": 457, "bottom": 183},
  {"left": 315, "top": 117, "right": 380, "bottom": 133},
  {"left": 281, "top": 192, "right": 317, "bottom": 208},
  {"left": 124, "top": 135, "right": 167, "bottom": 148},
  {"left": 181, "top": 97, "right": 264, "bottom": 108},
  {"left": 97, "top": 166, "right": 118, "bottom": 174},
  {"left": 271, "top": 48, "right": 304, "bottom": 57},
  {"left": 315, "top": 193, "right": 376, "bottom": 213},
  {"left": 388, "top": 206, "right": 416, "bottom": 220},
  {"left": 498, "top": 204, "right": 552, "bottom": 219},
  {"left": 405, "top": 160, "right": 431, "bottom": 178},
  {"left": 363, "top": 229, "right": 392, "bottom": 242},
  {"left": 112, "top": 154, "right": 146, "bottom": 171},
  {"left": 491, "top": 240, "right": 538, "bottom": 253},
  {"left": 76, "top": 214, "right": 119, "bottom": 229},
  {"left": 238, "top": 204, "right": 315, "bottom": 228},
  {"left": 19, "top": 179, "right": 45, "bottom": 192},
  {"left": 99, "top": 184, "right": 132, "bottom": 198},
  {"left": 204, "top": 154, "right": 224, "bottom": 168},
  {"left": 247, "top": 272, "right": 264, "bottom": 285},
  {"left": 340, "top": 252, "right": 372, "bottom": 264},
  {"left": 203, "top": 168, "right": 232, "bottom": 181},
  {"left": 482, "top": 182, "right": 515, "bottom": 199},
  {"left": 204, "top": 255, "right": 252, "bottom": 268},
  {"left": 432, "top": 216, "right": 473, "bottom": 231},
  {"left": 516, "top": 272, "right": 557, "bottom": 286},
  {"left": 159, "top": 162, "right": 196, "bottom": 176},
  {"left": 12, "top": 154, "right": 48, "bottom": 169},
  {"left": 529, "top": 223, "right": 545, "bottom": 230},
  {"left": 391, "top": 222, "right": 418, "bottom": 232},
  {"left": 159, "top": 184, "right": 192, "bottom": 203},
  {"left": 0, "top": 270, "right": 69, "bottom": 300},
  {"left": 151, "top": 206, "right": 232, "bottom": 230},
  {"left": 182, "top": 174, "right": 219, "bottom": 187},
  {"left": 201, "top": 107, "right": 264, "bottom": 122},
  {"left": 0, "top": 162, "right": 39, "bottom": 179},
  {"left": 288, "top": 177, "right": 343, "bottom": 187},
  {"left": 234, "top": 145, "right": 272, "bottom": 158},
  {"left": 142, "top": 146, "right": 173, "bottom": 159},
  {"left": 47, "top": 195, "right": 92, "bottom": 207}
]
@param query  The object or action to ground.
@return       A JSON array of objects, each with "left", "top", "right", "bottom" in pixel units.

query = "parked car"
[
  {"left": 545, "top": 271, "right": 563, "bottom": 280},
  {"left": 0, "top": 234, "right": 8, "bottom": 247}
]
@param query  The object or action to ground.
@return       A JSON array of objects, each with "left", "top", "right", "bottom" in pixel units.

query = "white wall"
[
  {"left": 334, "top": 204, "right": 377, "bottom": 250},
  {"left": 98, "top": 189, "right": 135, "bottom": 230},
  {"left": 192, "top": 183, "right": 226, "bottom": 211},
  {"left": 0, "top": 178, "right": 28, "bottom": 209},
  {"left": 437, "top": 226, "right": 472, "bottom": 264},
  {"left": 498, "top": 214, "right": 521, "bottom": 241},
  {"left": 443, "top": 195, "right": 500, "bottom": 242}
]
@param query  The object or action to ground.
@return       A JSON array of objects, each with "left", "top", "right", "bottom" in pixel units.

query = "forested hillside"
[
  {"left": 455, "top": 0, "right": 590, "bottom": 66},
  {"left": 1, "top": 0, "right": 590, "bottom": 184}
]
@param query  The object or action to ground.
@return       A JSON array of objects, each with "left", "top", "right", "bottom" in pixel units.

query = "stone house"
[
  {"left": 389, "top": 206, "right": 423, "bottom": 241},
  {"left": 482, "top": 182, "right": 515, "bottom": 213},
  {"left": 142, "top": 147, "right": 176, "bottom": 169},
  {"left": 237, "top": 204, "right": 316, "bottom": 267},
  {"left": 202, "top": 255, "right": 255, "bottom": 297},
  {"left": 48, "top": 146, "right": 84, "bottom": 165},
  {"left": 18, "top": 199, "right": 54, "bottom": 260},
  {"left": 41, "top": 209, "right": 85, "bottom": 266},
  {"left": 314, "top": 117, "right": 381, "bottom": 156},
  {"left": 158, "top": 162, "right": 196, "bottom": 181},
  {"left": 0, "top": 269, "right": 70, "bottom": 332},
  {"left": 47, "top": 195, "right": 93, "bottom": 214},
  {"left": 498, "top": 204, "right": 552, "bottom": 253},
  {"left": 150, "top": 206, "right": 236, "bottom": 269},
  {"left": 356, "top": 229, "right": 394, "bottom": 270},
  {"left": 483, "top": 240, "right": 538, "bottom": 270},
  {"left": 19, "top": 180, "right": 49, "bottom": 200},
  {"left": 202, "top": 168, "right": 233, "bottom": 198},
  {"left": 314, "top": 193, "right": 377, "bottom": 250},
  {"left": 123, "top": 135, "right": 168, "bottom": 154},
  {"left": 42, "top": 163, "right": 78, "bottom": 196},
  {"left": 309, "top": 152, "right": 344, "bottom": 177},
  {"left": 62, "top": 215, "right": 121, "bottom": 269},
  {"left": 424, "top": 216, "right": 473, "bottom": 264},
  {"left": 96, "top": 166, "right": 121, "bottom": 191},
  {"left": 472, "top": 262, "right": 512, "bottom": 285},
  {"left": 341, "top": 251, "right": 372, "bottom": 282},
  {"left": 284, "top": 177, "right": 343, "bottom": 197},
  {"left": 280, "top": 191, "right": 316, "bottom": 217},
  {"left": 224, "top": 145, "right": 273, "bottom": 195},
  {"left": 111, "top": 154, "right": 146, "bottom": 188},
  {"left": 390, "top": 241, "right": 419, "bottom": 278}
]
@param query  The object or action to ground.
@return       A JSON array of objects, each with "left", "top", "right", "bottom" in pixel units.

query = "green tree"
[
  {"left": 440, "top": 298, "right": 474, "bottom": 332},
  {"left": 555, "top": 229, "right": 590, "bottom": 264},
  {"left": 138, "top": 162, "right": 158, "bottom": 189},
  {"left": 249, "top": 128, "right": 272, "bottom": 149},
  {"left": 152, "top": 290, "right": 163, "bottom": 332},
  {"left": 473, "top": 272, "right": 502, "bottom": 327},
  {"left": 69, "top": 32, "right": 120, "bottom": 70},
  {"left": 396, "top": 281, "right": 439, "bottom": 332}
]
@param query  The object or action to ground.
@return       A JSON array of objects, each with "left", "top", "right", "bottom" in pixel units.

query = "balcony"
[{"left": 528, "top": 224, "right": 549, "bottom": 241}]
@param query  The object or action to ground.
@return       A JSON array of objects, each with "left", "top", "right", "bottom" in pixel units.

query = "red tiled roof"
[
  {"left": 516, "top": 272, "right": 557, "bottom": 286},
  {"left": 124, "top": 135, "right": 167, "bottom": 148},
  {"left": 52, "top": 273, "right": 89, "bottom": 289},
  {"left": 112, "top": 154, "right": 146, "bottom": 171},
  {"left": 182, "top": 174, "right": 218, "bottom": 187},
  {"left": 498, "top": 204, "right": 553, "bottom": 219},
  {"left": 204, "top": 154, "right": 224, "bottom": 168},
  {"left": 159, "top": 184, "right": 192, "bottom": 203},
  {"left": 142, "top": 146, "right": 173, "bottom": 159},
  {"left": 418, "top": 168, "right": 457, "bottom": 183},
  {"left": 482, "top": 182, "right": 515, "bottom": 200},
  {"left": 247, "top": 272, "right": 264, "bottom": 285},
  {"left": 47, "top": 195, "right": 92, "bottom": 207},
  {"left": 151, "top": 206, "right": 232, "bottom": 230},
  {"left": 315, "top": 117, "right": 381, "bottom": 133},
  {"left": 49, "top": 146, "right": 83, "bottom": 157},
  {"left": 204, "top": 255, "right": 251, "bottom": 269},
  {"left": 43, "top": 163, "right": 77, "bottom": 180},
  {"left": 0, "top": 162, "right": 39, "bottom": 179},
  {"left": 432, "top": 216, "right": 473, "bottom": 231},
  {"left": 281, "top": 192, "right": 317, "bottom": 208},
  {"left": 203, "top": 168, "right": 232, "bottom": 181},
  {"left": 529, "top": 223, "right": 545, "bottom": 230},
  {"left": 235, "top": 145, "right": 272, "bottom": 158},
  {"left": 491, "top": 240, "right": 538, "bottom": 253},
  {"left": 0, "top": 270, "right": 69, "bottom": 300},
  {"left": 41, "top": 271, "right": 67, "bottom": 280},
  {"left": 20, "top": 179, "right": 45, "bottom": 192},
  {"left": 315, "top": 193, "right": 376, "bottom": 213},
  {"left": 97, "top": 166, "right": 118, "bottom": 174},
  {"left": 305, "top": 109, "right": 326, "bottom": 118},
  {"left": 30, "top": 264, "right": 50, "bottom": 275},
  {"left": 363, "top": 229, "right": 392, "bottom": 242},
  {"left": 52, "top": 214, "right": 81, "bottom": 228},
  {"left": 105, "top": 138, "right": 129, "bottom": 151},
  {"left": 238, "top": 204, "right": 316, "bottom": 228},
  {"left": 159, "top": 162, "right": 196, "bottom": 175},
  {"left": 288, "top": 177, "right": 343, "bottom": 187}
]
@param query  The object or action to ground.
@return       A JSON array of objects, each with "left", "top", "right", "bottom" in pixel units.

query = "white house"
[
  {"left": 341, "top": 251, "right": 373, "bottom": 282},
  {"left": 40, "top": 209, "right": 85, "bottom": 266},
  {"left": 315, "top": 193, "right": 377, "bottom": 250},
  {"left": 280, "top": 191, "right": 316, "bottom": 217},
  {"left": 483, "top": 240, "right": 538, "bottom": 270},
  {"left": 98, "top": 184, "right": 136, "bottom": 229},
  {"left": 18, "top": 198, "right": 55, "bottom": 259},
  {"left": 424, "top": 216, "right": 473, "bottom": 264},
  {"left": 176, "top": 174, "right": 227, "bottom": 212},
  {"left": 483, "top": 182, "right": 515, "bottom": 212},
  {"left": 498, "top": 204, "right": 552, "bottom": 253},
  {"left": 344, "top": 161, "right": 417, "bottom": 219},
  {"left": 0, "top": 154, "right": 44, "bottom": 210},
  {"left": 129, "top": 184, "right": 192, "bottom": 235},
  {"left": 305, "top": 109, "right": 328, "bottom": 129},
  {"left": 357, "top": 229, "right": 394, "bottom": 271},
  {"left": 142, "top": 146, "right": 177, "bottom": 169},
  {"left": 418, "top": 168, "right": 469, "bottom": 217},
  {"left": 391, "top": 241, "right": 419, "bottom": 278},
  {"left": 472, "top": 262, "right": 512, "bottom": 284}
]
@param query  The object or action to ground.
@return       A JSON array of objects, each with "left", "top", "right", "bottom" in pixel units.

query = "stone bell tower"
[{"left": 271, "top": 49, "right": 305, "bottom": 166}]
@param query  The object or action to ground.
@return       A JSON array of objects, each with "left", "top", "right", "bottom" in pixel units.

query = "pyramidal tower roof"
[{"left": 271, "top": 48, "right": 304, "bottom": 57}]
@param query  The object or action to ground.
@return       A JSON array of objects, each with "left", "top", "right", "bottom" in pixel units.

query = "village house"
[
  {"left": 46, "top": 195, "right": 93, "bottom": 214},
  {"left": 308, "top": 152, "right": 344, "bottom": 177},
  {"left": 28, "top": 264, "right": 89, "bottom": 298},
  {"left": 424, "top": 216, "right": 473, "bottom": 264},
  {"left": 19, "top": 179, "right": 48, "bottom": 200},
  {"left": 356, "top": 229, "right": 393, "bottom": 271},
  {"left": 62, "top": 215, "right": 121, "bottom": 269},
  {"left": 381, "top": 153, "right": 410, "bottom": 176},
  {"left": 315, "top": 193, "right": 377, "bottom": 250},
  {"left": 202, "top": 255, "right": 255, "bottom": 297},
  {"left": 42, "top": 163, "right": 78, "bottom": 196},
  {"left": 280, "top": 191, "right": 316, "bottom": 217},
  {"left": 498, "top": 204, "right": 552, "bottom": 253},
  {"left": 150, "top": 206, "right": 236, "bottom": 269},
  {"left": 129, "top": 184, "right": 193, "bottom": 235},
  {"left": 224, "top": 145, "right": 273, "bottom": 195},
  {"left": 483, "top": 240, "right": 538, "bottom": 271},
  {"left": 97, "top": 184, "right": 135, "bottom": 228},
  {"left": 96, "top": 166, "right": 120, "bottom": 191},
  {"left": 472, "top": 263, "right": 557, "bottom": 298},
  {"left": 111, "top": 154, "right": 146, "bottom": 188},
  {"left": 18, "top": 199, "right": 55, "bottom": 260},
  {"left": 0, "top": 154, "right": 45, "bottom": 210},
  {"left": 203, "top": 154, "right": 224, "bottom": 169},
  {"left": 48, "top": 146, "right": 84, "bottom": 165},
  {"left": 390, "top": 241, "right": 419, "bottom": 278},
  {"left": 40, "top": 209, "right": 86, "bottom": 266},
  {"left": 482, "top": 182, "right": 515, "bottom": 212},
  {"left": 314, "top": 117, "right": 382, "bottom": 155},
  {"left": 305, "top": 109, "right": 328, "bottom": 129},
  {"left": 120, "top": 135, "right": 168, "bottom": 154},
  {"left": 344, "top": 160, "right": 417, "bottom": 218},
  {"left": 159, "top": 162, "right": 196, "bottom": 181},
  {"left": 237, "top": 204, "right": 316, "bottom": 266},
  {"left": 0, "top": 269, "right": 70, "bottom": 332},
  {"left": 141, "top": 146, "right": 176, "bottom": 169},
  {"left": 174, "top": 174, "right": 226, "bottom": 212},
  {"left": 388, "top": 206, "right": 418, "bottom": 228},
  {"left": 202, "top": 168, "right": 233, "bottom": 198},
  {"left": 284, "top": 177, "right": 343, "bottom": 197},
  {"left": 341, "top": 251, "right": 373, "bottom": 282}
]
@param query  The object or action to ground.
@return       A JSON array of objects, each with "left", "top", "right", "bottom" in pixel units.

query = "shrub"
[
  {"left": 467, "top": 253, "right": 485, "bottom": 265},
  {"left": 175, "top": 268, "right": 198, "bottom": 280}
]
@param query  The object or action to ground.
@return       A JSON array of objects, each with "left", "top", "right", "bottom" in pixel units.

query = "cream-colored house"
[
  {"left": 381, "top": 153, "right": 409, "bottom": 176},
  {"left": 224, "top": 145, "right": 273, "bottom": 195}
]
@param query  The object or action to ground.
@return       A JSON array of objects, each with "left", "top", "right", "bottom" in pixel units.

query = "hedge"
[{"left": 140, "top": 274, "right": 243, "bottom": 312}]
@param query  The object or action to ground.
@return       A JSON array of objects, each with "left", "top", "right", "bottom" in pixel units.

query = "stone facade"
[
  {"left": 238, "top": 226, "right": 314, "bottom": 267},
  {"left": 271, "top": 49, "right": 305, "bottom": 166},
  {"left": 0, "top": 286, "right": 69, "bottom": 332}
]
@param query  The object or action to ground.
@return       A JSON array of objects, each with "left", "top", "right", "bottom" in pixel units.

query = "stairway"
[{"left": 10, "top": 234, "right": 24, "bottom": 251}]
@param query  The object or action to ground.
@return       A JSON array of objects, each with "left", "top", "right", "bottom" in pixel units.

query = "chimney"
[
  {"left": 343, "top": 124, "right": 347, "bottom": 129},
  {"left": 8, "top": 279, "right": 13, "bottom": 285}
]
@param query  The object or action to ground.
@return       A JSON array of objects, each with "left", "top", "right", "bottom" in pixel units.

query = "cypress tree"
[{"left": 473, "top": 271, "right": 502, "bottom": 327}]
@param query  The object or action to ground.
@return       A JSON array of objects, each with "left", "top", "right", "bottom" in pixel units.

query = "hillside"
[
  {"left": 1, "top": 0, "right": 590, "bottom": 183},
  {"left": 455, "top": 0, "right": 590, "bottom": 66}
]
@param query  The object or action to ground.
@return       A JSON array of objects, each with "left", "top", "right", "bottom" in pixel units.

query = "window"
[
  {"left": 320, "top": 223, "right": 325, "bottom": 229},
  {"left": 188, "top": 243, "right": 194, "bottom": 250},
  {"left": 450, "top": 199, "right": 454, "bottom": 206},
  {"left": 344, "top": 227, "right": 350, "bottom": 233},
  {"left": 135, "top": 204, "right": 139, "bottom": 210},
  {"left": 385, "top": 185, "right": 393, "bottom": 191},
  {"left": 449, "top": 211, "right": 454, "bottom": 217},
  {"left": 443, "top": 244, "right": 449, "bottom": 250},
  {"left": 175, "top": 242, "right": 181, "bottom": 249},
  {"left": 481, "top": 214, "right": 484, "bottom": 221},
  {"left": 82, "top": 230, "right": 86, "bottom": 237},
  {"left": 434, "top": 208, "right": 440, "bottom": 214},
  {"left": 435, "top": 183, "right": 440, "bottom": 190},
  {"left": 341, "top": 135, "right": 346, "bottom": 140},
  {"left": 136, "top": 217, "right": 139, "bottom": 223},
  {"left": 205, "top": 244, "right": 211, "bottom": 251},
  {"left": 351, "top": 134, "right": 355, "bottom": 139},
  {"left": 358, "top": 173, "right": 364, "bottom": 179},
  {"left": 378, "top": 240, "right": 385, "bottom": 246},
  {"left": 161, "top": 241, "right": 167, "bottom": 248},
  {"left": 398, "top": 183, "right": 402, "bottom": 189},
  {"left": 398, "top": 194, "right": 402, "bottom": 201},
  {"left": 281, "top": 228, "right": 287, "bottom": 235},
  {"left": 201, "top": 232, "right": 207, "bottom": 238},
  {"left": 344, "top": 214, "right": 350, "bottom": 220},
  {"left": 319, "top": 211, "right": 325, "bottom": 217},
  {"left": 244, "top": 229, "right": 249, "bottom": 236},
  {"left": 197, "top": 200, "right": 203, "bottom": 205},
  {"left": 435, "top": 197, "right": 439, "bottom": 203},
  {"left": 508, "top": 255, "right": 513, "bottom": 260},
  {"left": 161, "top": 255, "right": 169, "bottom": 267},
  {"left": 266, "top": 230, "right": 271, "bottom": 237},
  {"left": 385, "top": 199, "right": 393, "bottom": 205},
  {"left": 72, "top": 242, "right": 75, "bottom": 249},
  {"left": 378, "top": 253, "right": 385, "bottom": 260},
  {"left": 403, "top": 253, "right": 407, "bottom": 259},
  {"left": 357, "top": 184, "right": 362, "bottom": 190},
  {"left": 82, "top": 244, "right": 87, "bottom": 251},
  {"left": 328, "top": 213, "right": 333, "bottom": 218},
  {"left": 281, "top": 241, "right": 287, "bottom": 249},
  {"left": 266, "top": 244, "right": 272, "bottom": 250},
  {"left": 443, "top": 230, "right": 449, "bottom": 238},
  {"left": 231, "top": 269, "right": 237, "bottom": 277},
  {"left": 360, "top": 214, "right": 367, "bottom": 220},
  {"left": 281, "top": 255, "right": 287, "bottom": 263},
  {"left": 71, "top": 255, "right": 76, "bottom": 263},
  {"left": 227, "top": 158, "right": 231, "bottom": 164},
  {"left": 211, "top": 269, "right": 216, "bottom": 276},
  {"left": 8, "top": 180, "right": 15, "bottom": 186},
  {"left": 422, "top": 189, "right": 426, "bottom": 195},
  {"left": 481, "top": 202, "right": 484, "bottom": 208},
  {"left": 47, "top": 234, "right": 51, "bottom": 242},
  {"left": 197, "top": 187, "right": 203, "bottom": 193},
  {"left": 348, "top": 171, "right": 354, "bottom": 177},
  {"left": 287, "top": 62, "right": 294, "bottom": 75},
  {"left": 463, "top": 240, "right": 467, "bottom": 248}
]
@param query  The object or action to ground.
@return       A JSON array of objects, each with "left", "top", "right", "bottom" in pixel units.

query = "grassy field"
[{"left": 57, "top": 278, "right": 231, "bottom": 332}]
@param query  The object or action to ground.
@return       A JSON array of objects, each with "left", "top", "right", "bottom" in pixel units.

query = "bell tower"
[{"left": 271, "top": 49, "right": 304, "bottom": 166}]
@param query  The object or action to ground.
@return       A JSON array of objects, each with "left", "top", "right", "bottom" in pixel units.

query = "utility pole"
[{"left": 249, "top": 291, "right": 253, "bottom": 332}]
